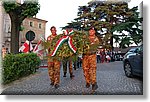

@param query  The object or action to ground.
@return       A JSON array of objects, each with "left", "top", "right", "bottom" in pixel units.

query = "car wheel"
[{"left": 124, "top": 62, "right": 133, "bottom": 77}]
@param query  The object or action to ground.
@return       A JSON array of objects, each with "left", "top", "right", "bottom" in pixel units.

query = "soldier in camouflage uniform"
[
  {"left": 62, "top": 30, "right": 75, "bottom": 79},
  {"left": 63, "top": 59, "right": 75, "bottom": 79},
  {"left": 82, "top": 27, "right": 99, "bottom": 91},
  {"left": 47, "top": 26, "right": 60, "bottom": 89}
]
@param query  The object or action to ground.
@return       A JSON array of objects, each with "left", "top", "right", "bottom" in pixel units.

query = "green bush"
[{"left": 2, "top": 53, "right": 41, "bottom": 84}]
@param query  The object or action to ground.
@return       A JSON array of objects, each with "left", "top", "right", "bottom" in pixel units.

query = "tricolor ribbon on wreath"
[{"left": 50, "top": 29, "right": 77, "bottom": 56}]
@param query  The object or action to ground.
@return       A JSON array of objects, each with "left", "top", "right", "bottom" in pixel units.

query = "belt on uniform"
[{"left": 83, "top": 52, "right": 96, "bottom": 55}]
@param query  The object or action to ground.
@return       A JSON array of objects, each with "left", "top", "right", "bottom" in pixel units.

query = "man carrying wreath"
[
  {"left": 47, "top": 26, "right": 61, "bottom": 89},
  {"left": 82, "top": 27, "right": 99, "bottom": 91}
]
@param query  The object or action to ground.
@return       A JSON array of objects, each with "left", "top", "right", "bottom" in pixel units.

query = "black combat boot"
[
  {"left": 70, "top": 73, "right": 75, "bottom": 79},
  {"left": 50, "top": 82, "right": 54, "bottom": 86},
  {"left": 86, "top": 83, "right": 90, "bottom": 88},
  {"left": 92, "top": 82, "right": 98, "bottom": 91},
  {"left": 74, "top": 62, "right": 77, "bottom": 70},
  {"left": 63, "top": 72, "right": 67, "bottom": 77},
  {"left": 54, "top": 84, "right": 59, "bottom": 89}
]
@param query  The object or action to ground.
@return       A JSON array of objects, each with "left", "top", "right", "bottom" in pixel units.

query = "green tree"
[
  {"left": 63, "top": 0, "right": 133, "bottom": 49},
  {"left": 61, "top": 21, "right": 82, "bottom": 31},
  {"left": 111, "top": 6, "right": 143, "bottom": 46},
  {"left": 119, "top": 36, "right": 132, "bottom": 48},
  {"left": 3, "top": 0, "right": 40, "bottom": 54}
]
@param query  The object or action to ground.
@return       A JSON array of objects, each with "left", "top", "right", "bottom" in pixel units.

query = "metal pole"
[
  {"left": 29, "top": 41, "right": 30, "bottom": 53},
  {"left": 29, "top": 32, "right": 30, "bottom": 52}
]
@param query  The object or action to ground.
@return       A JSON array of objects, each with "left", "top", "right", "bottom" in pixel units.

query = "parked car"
[{"left": 123, "top": 45, "right": 143, "bottom": 78}]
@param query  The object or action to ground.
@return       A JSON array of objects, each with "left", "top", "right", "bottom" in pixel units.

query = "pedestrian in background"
[
  {"left": 100, "top": 49, "right": 106, "bottom": 63},
  {"left": 96, "top": 50, "right": 101, "bottom": 63}
]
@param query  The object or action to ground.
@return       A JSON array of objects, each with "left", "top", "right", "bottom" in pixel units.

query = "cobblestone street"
[{"left": 1, "top": 61, "right": 143, "bottom": 95}]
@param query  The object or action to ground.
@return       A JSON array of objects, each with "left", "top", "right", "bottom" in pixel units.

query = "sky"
[{"left": 36, "top": 0, "right": 143, "bottom": 38}]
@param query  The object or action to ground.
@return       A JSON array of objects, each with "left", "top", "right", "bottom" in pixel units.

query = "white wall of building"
[
  {"left": 0, "top": 1, "right": 4, "bottom": 49},
  {"left": 0, "top": 1, "right": 4, "bottom": 93}
]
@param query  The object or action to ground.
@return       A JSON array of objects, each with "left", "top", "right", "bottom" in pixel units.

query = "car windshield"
[
  {"left": 128, "top": 48, "right": 137, "bottom": 53},
  {"left": 128, "top": 46, "right": 143, "bottom": 54}
]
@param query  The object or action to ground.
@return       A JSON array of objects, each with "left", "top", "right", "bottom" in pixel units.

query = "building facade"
[{"left": 20, "top": 17, "right": 47, "bottom": 47}]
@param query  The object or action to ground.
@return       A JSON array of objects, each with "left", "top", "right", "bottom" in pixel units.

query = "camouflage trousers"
[
  {"left": 63, "top": 60, "right": 73, "bottom": 74},
  {"left": 48, "top": 59, "right": 60, "bottom": 85},
  {"left": 82, "top": 54, "right": 97, "bottom": 85}
]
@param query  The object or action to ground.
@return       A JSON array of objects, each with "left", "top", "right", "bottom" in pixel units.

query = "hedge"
[{"left": 2, "top": 53, "right": 41, "bottom": 84}]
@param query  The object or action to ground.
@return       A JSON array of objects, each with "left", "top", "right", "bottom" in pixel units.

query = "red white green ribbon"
[{"left": 50, "top": 29, "right": 77, "bottom": 56}]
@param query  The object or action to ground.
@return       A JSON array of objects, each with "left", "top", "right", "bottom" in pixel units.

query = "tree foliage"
[
  {"left": 3, "top": 0, "right": 40, "bottom": 54},
  {"left": 63, "top": 0, "right": 132, "bottom": 49},
  {"left": 63, "top": 0, "right": 142, "bottom": 49},
  {"left": 112, "top": 6, "right": 143, "bottom": 46},
  {"left": 3, "top": 0, "right": 40, "bottom": 22}
]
